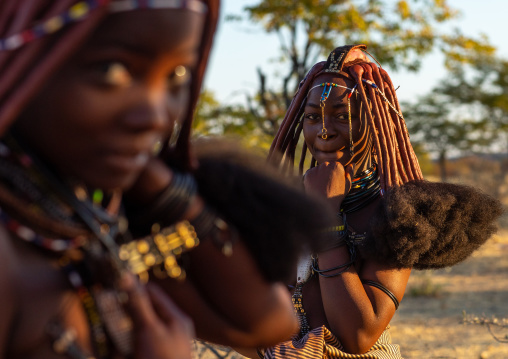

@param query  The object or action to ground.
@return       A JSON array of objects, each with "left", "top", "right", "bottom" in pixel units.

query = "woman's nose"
[
  {"left": 123, "top": 88, "right": 170, "bottom": 132},
  {"left": 320, "top": 115, "right": 337, "bottom": 139}
]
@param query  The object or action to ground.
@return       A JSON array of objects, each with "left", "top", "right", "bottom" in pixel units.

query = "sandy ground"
[
  {"left": 390, "top": 230, "right": 508, "bottom": 359},
  {"left": 193, "top": 230, "right": 508, "bottom": 359}
]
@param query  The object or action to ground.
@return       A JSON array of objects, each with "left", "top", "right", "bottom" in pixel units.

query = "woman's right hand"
[
  {"left": 121, "top": 273, "right": 194, "bottom": 359},
  {"left": 303, "top": 162, "right": 354, "bottom": 209}
]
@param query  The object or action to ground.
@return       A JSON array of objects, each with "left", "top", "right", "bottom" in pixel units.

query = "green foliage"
[
  {"left": 403, "top": 88, "right": 497, "bottom": 181},
  {"left": 192, "top": 89, "right": 274, "bottom": 152},
  {"left": 404, "top": 94, "right": 491, "bottom": 155},
  {"left": 220, "top": 0, "right": 498, "bottom": 149},
  {"left": 239, "top": 0, "right": 494, "bottom": 74},
  {"left": 439, "top": 57, "right": 508, "bottom": 131}
]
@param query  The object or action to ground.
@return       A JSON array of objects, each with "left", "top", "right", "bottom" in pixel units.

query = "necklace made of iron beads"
[{"left": 341, "top": 163, "right": 381, "bottom": 214}]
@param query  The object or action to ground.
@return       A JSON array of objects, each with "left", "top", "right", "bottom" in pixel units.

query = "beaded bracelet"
[
  {"left": 119, "top": 220, "right": 199, "bottom": 282},
  {"left": 311, "top": 242, "right": 357, "bottom": 278},
  {"left": 318, "top": 222, "right": 349, "bottom": 252},
  {"left": 120, "top": 206, "right": 235, "bottom": 282}
]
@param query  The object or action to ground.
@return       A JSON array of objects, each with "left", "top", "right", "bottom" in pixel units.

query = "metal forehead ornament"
[{"left": 308, "top": 82, "right": 357, "bottom": 156}]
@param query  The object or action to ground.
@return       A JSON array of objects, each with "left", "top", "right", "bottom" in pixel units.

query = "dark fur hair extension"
[
  {"left": 363, "top": 180, "right": 504, "bottom": 269},
  {"left": 193, "top": 139, "right": 336, "bottom": 283}
]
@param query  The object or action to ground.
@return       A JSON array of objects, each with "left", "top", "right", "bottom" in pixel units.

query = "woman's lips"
[
  {"left": 312, "top": 145, "right": 349, "bottom": 163},
  {"left": 102, "top": 151, "right": 150, "bottom": 172}
]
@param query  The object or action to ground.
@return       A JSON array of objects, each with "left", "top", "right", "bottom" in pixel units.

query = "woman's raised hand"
[
  {"left": 121, "top": 273, "right": 194, "bottom": 359},
  {"left": 303, "top": 162, "right": 354, "bottom": 210}
]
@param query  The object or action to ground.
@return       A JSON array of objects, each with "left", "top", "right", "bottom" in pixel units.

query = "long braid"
[
  {"left": 359, "top": 64, "right": 396, "bottom": 187},
  {"left": 379, "top": 67, "right": 423, "bottom": 180},
  {"left": 299, "top": 141, "right": 308, "bottom": 174},
  {"left": 268, "top": 63, "right": 324, "bottom": 163},
  {"left": 368, "top": 63, "right": 405, "bottom": 185},
  {"left": 382, "top": 82, "right": 411, "bottom": 182},
  {"left": 379, "top": 70, "right": 419, "bottom": 181},
  {"left": 269, "top": 45, "right": 423, "bottom": 191}
]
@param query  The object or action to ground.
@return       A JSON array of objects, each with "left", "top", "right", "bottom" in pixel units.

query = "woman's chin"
[{"left": 315, "top": 152, "right": 349, "bottom": 165}]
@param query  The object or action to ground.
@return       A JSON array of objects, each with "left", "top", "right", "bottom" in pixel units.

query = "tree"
[
  {"left": 403, "top": 56, "right": 508, "bottom": 183},
  {"left": 403, "top": 93, "right": 492, "bottom": 182},
  {"left": 436, "top": 57, "right": 508, "bottom": 191},
  {"left": 227, "top": 0, "right": 496, "bottom": 138},
  {"left": 192, "top": 89, "right": 275, "bottom": 151}
]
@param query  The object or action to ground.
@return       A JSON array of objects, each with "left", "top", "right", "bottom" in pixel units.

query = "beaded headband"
[{"left": 0, "top": 0, "right": 207, "bottom": 52}]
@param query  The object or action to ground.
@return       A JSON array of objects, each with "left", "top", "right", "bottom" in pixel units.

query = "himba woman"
[
  {"left": 263, "top": 45, "right": 504, "bottom": 358},
  {"left": 0, "top": 1, "right": 336, "bottom": 358}
]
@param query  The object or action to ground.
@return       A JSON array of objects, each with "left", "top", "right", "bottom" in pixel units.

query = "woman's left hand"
[{"left": 122, "top": 273, "right": 195, "bottom": 359}]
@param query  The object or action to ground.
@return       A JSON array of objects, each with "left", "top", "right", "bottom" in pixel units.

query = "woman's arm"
[
  {"left": 155, "top": 233, "right": 298, "bottom": 348},
  {"left": 317, "top": 247, "right": 410, "bottom": 353},
  {"left": 127, "top": 157, "right": 299, "bottom": 347},
  {"left": 304, "top": 161, "right": 411, "bottom": 353}
]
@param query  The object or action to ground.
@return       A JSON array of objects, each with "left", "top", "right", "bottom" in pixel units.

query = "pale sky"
[{"left": 203, "top": 0, "right": 508, "bottom": 105}]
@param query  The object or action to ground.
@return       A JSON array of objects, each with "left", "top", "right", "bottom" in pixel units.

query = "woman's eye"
[
  {"left": 336, "top": 113, "right": 349, "bottom": 122},
  {"left": 94, "top": 61, "right": 132, "bottom": 87},
  {"left": 304, "top": 113, "right": 320, "bottom": 122},
  {"left": 167, "top": 65, "right": 191, "bottom": 93}
]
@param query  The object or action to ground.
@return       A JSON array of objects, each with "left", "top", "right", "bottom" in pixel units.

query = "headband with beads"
[{"left": 0, "top": 0, "right": 207, "bottom": 52}]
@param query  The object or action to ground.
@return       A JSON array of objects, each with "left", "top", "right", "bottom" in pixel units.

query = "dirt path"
[{"left": 391, "top": 230, "right": 508, "bottom": 359}]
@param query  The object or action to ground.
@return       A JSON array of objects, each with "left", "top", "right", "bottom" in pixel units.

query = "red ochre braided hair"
[
  {"left": 0, "top": 0, "right": 220, "bottom": 170},
  {"left": 268, "top": 44, "right": 423, "bottom": 191}
]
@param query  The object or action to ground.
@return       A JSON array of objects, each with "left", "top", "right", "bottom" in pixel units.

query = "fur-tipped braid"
[
  {"left": 364, "top": 180, "right": 504, "bottom": 269},
  {"left": 193, "top": 140, "right": 336, "bottom": 283}
]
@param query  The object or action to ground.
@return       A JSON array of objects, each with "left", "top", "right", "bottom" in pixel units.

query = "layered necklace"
[
  {"left": 340, "top": 163, "right": 381, "bottom": 214},
  {"left": 0, "top": 134, "right": 133, "bottom": 358}
]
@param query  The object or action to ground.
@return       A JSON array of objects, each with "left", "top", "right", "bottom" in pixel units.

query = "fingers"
[
  {"left": 344, "top": 163, "right": 355, "bottom": 193},
  {"left": 345, "top": 163, "right": 355, "bottom": 180},
  {"left": 146, "top": 283, "right": 195, "bottom": 338},
  {"left": 120, "top": 272, "right": 157, "bottom": 327}
]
